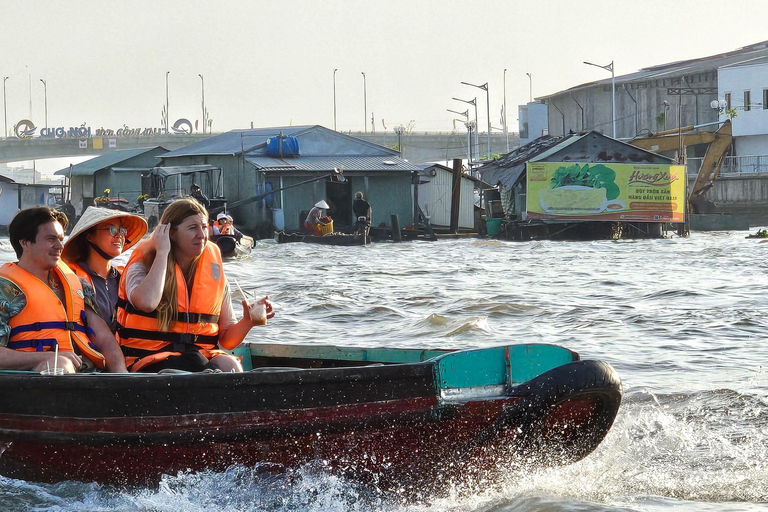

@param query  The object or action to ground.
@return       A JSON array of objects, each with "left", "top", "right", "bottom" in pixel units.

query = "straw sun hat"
[{"left": 62, "top": 206, "right": 148, "bottom": 263}]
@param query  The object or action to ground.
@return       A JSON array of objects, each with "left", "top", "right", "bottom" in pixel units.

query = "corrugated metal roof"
[
  {"left": 538, "top": 40, "right": 768, "bottom": 100},
  {"left": 478, "top": 135, "right": 567, "bottom": 188},
  {"left": 150, "top": 164, "right": 221, "bottom": 177},
  {"left": 161, "top": 126, "right": 312, "bottom": 158},
  {"left": 246, "top": 155, "right": 419, "bottom": 173},
  {"left": 54, "top": 147, "right": 164, "bottom": 176},
  {"left": 478, "top": 131, "right": 673, "bottom": 189},
  {"left": 416, "top": 163, "right": 490, "bottom": 186}
]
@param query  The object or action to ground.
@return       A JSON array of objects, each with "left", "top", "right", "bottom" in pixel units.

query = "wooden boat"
[
  {"left": 212, "top": 235, "right": 253, "bottom": 257},
  {"left": 0, "top": 343, "right": 621, "bottom": 492},
  {"left": 275, "top": 230, "right": 368, "bottom": 246}
]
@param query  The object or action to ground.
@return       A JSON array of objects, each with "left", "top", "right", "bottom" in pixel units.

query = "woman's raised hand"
[
  {"left": 242, "top": 296, "right": 274, "bottom": 326},
  {"left": 150, "top": 223, "right": 172, "bottom": 255}
]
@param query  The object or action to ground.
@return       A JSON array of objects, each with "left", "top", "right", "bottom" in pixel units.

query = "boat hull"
[
  {"left": 0, "top": 347, "right": 621, "bottom": 491},
  {"left": 275, "top": 231, "right": 368, "bottom": 246},
  {"left": 212, "top": 235, "right": 251, "bottom": 257}
]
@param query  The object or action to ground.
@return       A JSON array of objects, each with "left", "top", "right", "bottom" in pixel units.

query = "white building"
[
  {"left": 718, "top": 57, "right": 768, "bottom": 155},
  {"left": 518, "top": 101, "right": 549, "bottom": 145}
]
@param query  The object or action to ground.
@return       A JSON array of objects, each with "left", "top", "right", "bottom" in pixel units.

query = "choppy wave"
[{"left": 3, "top": 231, "right": 768, "bottom": 510}]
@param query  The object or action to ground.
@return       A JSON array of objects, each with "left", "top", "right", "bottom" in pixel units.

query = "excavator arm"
[
  {"left": 629, "top": 120, "right": 732, "bottom": 208},
  {"left": 689, "top": 120, "right": 732, "bottom": 201}
]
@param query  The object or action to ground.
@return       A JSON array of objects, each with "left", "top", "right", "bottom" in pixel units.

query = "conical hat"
[
  {"left": 62, "top": 206, "right": 148, "bottom": 263},
  {"left": 315, "top": 200, "right": 330, "bottom": 209}
]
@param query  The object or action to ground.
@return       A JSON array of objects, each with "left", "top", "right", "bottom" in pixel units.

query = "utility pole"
[
  {"left": 503, "top": 69, "right": 509, "bottom": 152},
  {"left": 39, "top": 79, "right": 47, "bottom": 129},
  {"left": 198, "top": 74, "right": 205, "bottom": 134},
  {"left": 3, "top": 76, "right": 9, "bottom": 138},
  {"left": 462, "top": 81, "right": 491, "bottom": 159},
  {"left": 165, "top": 71, "right": 170, "bottom": 133},
  {"left": 362, "top": 72, "right": 367, "bottom": 133},
  {"left": 333, "top": 69, "right": 338, "bottom": 131}
]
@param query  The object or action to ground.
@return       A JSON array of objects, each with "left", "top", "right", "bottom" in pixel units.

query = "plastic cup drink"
[{"left": 40, "top": 368, "right": 65, "bottom": 376}]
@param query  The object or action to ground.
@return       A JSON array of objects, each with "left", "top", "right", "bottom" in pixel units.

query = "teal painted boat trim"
[
  {"left": 433, "top": 347, "right": 508, "bottom": 390},
  {"left": 507, "top": 345, "right": 577, "bottom": 384},
  {"left": 245, "top": 343, "right": 453, "bottom": 365},
  {"left": 432, "top": 344, "right": 578, "bottom": 390}
]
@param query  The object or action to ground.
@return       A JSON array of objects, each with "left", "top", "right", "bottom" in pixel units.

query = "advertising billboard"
[{"left": 526, "top": 162, "right": 686, "bottom": 222}]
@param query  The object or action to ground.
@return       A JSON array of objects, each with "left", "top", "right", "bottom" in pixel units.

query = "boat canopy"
[{"left": 149, "top": 164, "right": 220, "bottom": 177}]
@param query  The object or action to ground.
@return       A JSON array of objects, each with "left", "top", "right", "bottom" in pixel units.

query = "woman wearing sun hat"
[
  {"left": 303, "top": 200, "right": 332, "bottom": 236},
  {"left": 62, "top": 206, "right": 148, "bottom": 332}
]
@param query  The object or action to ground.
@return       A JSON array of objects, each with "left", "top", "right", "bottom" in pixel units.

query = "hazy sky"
[{"left": 3, "top": 0, "right": 767, "bottom": 142}]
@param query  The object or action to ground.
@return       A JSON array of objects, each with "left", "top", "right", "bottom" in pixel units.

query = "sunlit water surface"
[{"left": 1, "top": 229, "right": 767, "bottom": 511}]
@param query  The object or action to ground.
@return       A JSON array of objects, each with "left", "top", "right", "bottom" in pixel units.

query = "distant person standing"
[
  {"left": 189, "top": 184, "right": 210, "bottom": 210},
  {"left": 352, "top": 191, "right": 372, "bottom": 236}
]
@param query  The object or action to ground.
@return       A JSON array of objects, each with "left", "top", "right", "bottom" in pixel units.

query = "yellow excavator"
[{"left": 629, "top": 120, "right": 732, "bottom": 214}]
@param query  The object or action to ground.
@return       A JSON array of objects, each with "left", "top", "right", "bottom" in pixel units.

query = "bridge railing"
[{"left": 687, "top": 155, "right": 768, "bottom": 179}]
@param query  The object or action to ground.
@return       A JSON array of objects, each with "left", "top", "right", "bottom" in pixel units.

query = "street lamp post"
[
  {"left": 165, "top": 71, "right": 170, "bottom": 133},
  {"left": 503, "top": 69, "right": 509, "bottom": 152},
  {"left": 393, "top": 124, "right": 405, "bottom": 158},
  {"left": 39, "top": 79, "right": 47, "bottom": 129},
  {"left": 461, "top": 81, "right": 491, "bottom": 159},
  {"left": 526, "top": 73, "right": 532, "bottom": 102},
  {"left": 583, "top": 60, "right": 615, "bottom": 138},
  {"left": 452, "top": 96, "right": 479, "bottom": 161},
  {"left": 198, "top": 74, "right": 205, "bottom": 134},
  {"left": 448, "top": 108, "right": 470, "bottom": 161},
  {"left": 361, "top": 72, "right": 367, "bottom": 133},
  {"left": 333, "top": 68, "right": 338, "bottom": 131},
  {"left": 3, "top": 76, "right": 8, "bottom": 138}
]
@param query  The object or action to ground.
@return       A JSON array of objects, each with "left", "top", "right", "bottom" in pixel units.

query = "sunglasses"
[{"left": 98, "top": 225, "right": 128, "bottom": 238}]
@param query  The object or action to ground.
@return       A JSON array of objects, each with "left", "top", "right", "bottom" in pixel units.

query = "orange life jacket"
[
  {"left": 116, "top": 241, "right": 226, "bottom": 372},
  {"left": 0, "top": 261, "right": 107, "bottom": 369},
  {"left": 213, "top": 220, "right": 235, "bottom": 236},
  {"left": 67, "top": 262, "right": 124, "bottom": 286}
]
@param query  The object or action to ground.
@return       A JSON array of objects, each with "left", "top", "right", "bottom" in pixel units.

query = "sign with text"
[{"left": 526, "top": 162, "right": 686, "bottom": 222}]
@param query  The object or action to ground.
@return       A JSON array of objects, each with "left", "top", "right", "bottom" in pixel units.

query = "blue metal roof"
[
  {"left": 161, "top": 126, "right": 313, "bottom": 158},
  {"left": 162, "top": 125, "right": 399, "bottom": 159},
  {"left": 54, "top": 146, "right": 165, "bottom": 176},
  {"left": 246, "top": 155, "right": 419, "bottom": 173}
]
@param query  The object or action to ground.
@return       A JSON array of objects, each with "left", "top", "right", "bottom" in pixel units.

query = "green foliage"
[
  {"left": 550, "top": 163, "right": 620, "bottom": 200},
  {"left": 725, "top": 108, "right": 738, "bottom": 119}
]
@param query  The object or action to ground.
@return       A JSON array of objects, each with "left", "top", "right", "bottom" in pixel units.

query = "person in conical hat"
[
  {"left": 62, "top": 206, "right": 147, "bottom": 332},
  {"left": 304, "top": 200, "right": 332, "bottom": 236}
]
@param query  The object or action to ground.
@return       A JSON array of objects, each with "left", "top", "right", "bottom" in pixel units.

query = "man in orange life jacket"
[{"left": 0, "top": 207, "right": 127, "bottom": 373}]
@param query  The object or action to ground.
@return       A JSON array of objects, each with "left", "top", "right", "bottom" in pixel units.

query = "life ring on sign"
[
  {"left": 14, "top": 120, "right": 37, "bottom": 140},
  {"left": 171, "top": 119, "right": 193, "bottom": 135}
]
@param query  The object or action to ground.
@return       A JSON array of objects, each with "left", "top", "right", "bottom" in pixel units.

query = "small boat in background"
[
  {"left": 0, "top": 342, "right": 621, "bottom": 493},
  {"left": 212, "top": 234, "right": 253, "bottom": 257}
]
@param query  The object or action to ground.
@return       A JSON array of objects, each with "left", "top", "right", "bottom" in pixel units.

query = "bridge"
[{"left": 0, "top": 131, "right": 519, "bottom": 165}]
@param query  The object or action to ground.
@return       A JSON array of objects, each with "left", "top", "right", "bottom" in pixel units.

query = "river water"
[{"left": 1, "top": 229, "right": 767, "bottom": 511}]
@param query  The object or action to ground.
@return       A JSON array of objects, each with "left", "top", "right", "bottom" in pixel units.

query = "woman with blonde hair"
[{"left": 116, "top": 198, "right": 273, "bottom": 372}]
